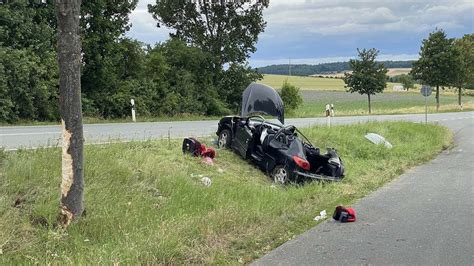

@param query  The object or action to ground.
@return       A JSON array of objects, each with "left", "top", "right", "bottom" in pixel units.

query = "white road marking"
[
  {"left": 0, "top": 131, "right": 89, "bottom": 136},
  {"left": 0, "top": 131, "right": 60, "bottom": 136}
]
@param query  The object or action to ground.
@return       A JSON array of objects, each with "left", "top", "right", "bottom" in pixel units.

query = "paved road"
[
  {"left": 253, "top": 115, "right": 474, "bottom": 265},
  {"left": 0, "top": 112, "right": 473, "bottom": 150}
]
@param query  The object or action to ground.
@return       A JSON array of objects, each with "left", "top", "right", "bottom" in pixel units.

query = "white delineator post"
[
  {"left": 330, "top": 103, "right": 335, "bottom": 117},
  {"left": 131, "top": 99, "right": 136, "bottom": 122},
  {"left": 325, "top": 104, "right": 331, "bottom": 127}
]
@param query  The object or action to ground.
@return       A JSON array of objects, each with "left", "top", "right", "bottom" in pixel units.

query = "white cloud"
[
  {"left": 127, "top": 0, "right": 172, "bottom": 44},
  {"left": 126, "top": 0, "right": 473, "bottom": 63},
  {"left": 261, "top": 0, "right": 473, "bottom": 36}
]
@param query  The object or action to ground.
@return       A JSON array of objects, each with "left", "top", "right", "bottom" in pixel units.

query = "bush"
[{"left": 279, "top": 80, "right": 303, "bottom": 112}]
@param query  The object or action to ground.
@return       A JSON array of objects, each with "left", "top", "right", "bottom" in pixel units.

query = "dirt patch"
[{"left": 29, "top": 215, "right": 49, "bottom": 228}]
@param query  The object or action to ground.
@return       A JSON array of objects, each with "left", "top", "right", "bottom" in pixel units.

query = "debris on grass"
[
  {"left": 365, "top": 133, "right": 393, "bottom": 148},
  {"left": 202, "top": 157, "right": 214, "bottom": 166},
  {"left": 313, "top": 210, "right": 327, "bottom": 221},
  {"left": 201, "top": 177, "right": 212, "bottom": 187}
]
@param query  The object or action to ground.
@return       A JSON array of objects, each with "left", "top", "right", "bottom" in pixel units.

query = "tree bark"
[
  {"left": 436, "top": 85, "right": 440, "bottom": 112},
  {"left": 367, "top": 94, "right": 371, "bottom": 114},
  {"left": 55, "top": 0, "right": 84, "bottom": 228}
]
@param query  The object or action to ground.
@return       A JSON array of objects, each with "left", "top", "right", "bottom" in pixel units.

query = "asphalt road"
[
  {"left": 1, "top": 112, "right": 473, "bottom": 150},
  {"left": 253, "top": 114, "right": 474, "bottom": 265}
]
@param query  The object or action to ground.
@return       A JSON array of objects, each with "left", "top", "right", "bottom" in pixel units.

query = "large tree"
[
  {"left": 0, "top": 0, "right": 59, "bottom": 122},
  {"left": 0, "top": 0, "right": 140, "bottom": 121},
  {"left": 398, "top": 74, "right": 415, "bottom": 91},
  {"left": 0, "top": 0, "right": 56, "bottom": 53},
  {"left": 343, "top": 48, "right": 388, "bottom": 114},
  {"left": 411, "top": 29, "right": 458, "bottom": 111},
  {"left": 148, "top": 0, "right": 268, "bottom": 69},
  {"left": 452, "top": 34, "right": 474, "bottom": 107},
  {"left": 148, "top": 0, "right": 267, "bottom": 110},
  {"left": 80, "top": 0, "right": 138, "bottom": 117},
  {"left": 55, "top": 0, "right": 84, "bottom": 228}
]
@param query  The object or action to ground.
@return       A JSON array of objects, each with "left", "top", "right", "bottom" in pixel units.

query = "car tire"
[
  {"left": 218, "top": 129, "right": 232, "bottom": 149},
  {"left": 271, "top": 165, "right": 290, "bottom": 185}
]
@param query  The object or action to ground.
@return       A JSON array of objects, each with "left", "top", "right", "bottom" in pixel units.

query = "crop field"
[
  {"left": 259, "top": 74, "right": 405, "bottom": 91},
  {"left": 294, "top": 90, "right": 474, "bottom": 117},
  {"left": 258, "top": 74, "right": 473, "bottom": 117},
  {"left": 387, "top": 68, "right": 411, "bottom": 76},
  {"left": 311, "top": 68, "right": 412, "bottom": 78},
  {"left": 0, "top": 122, "right": 451, "bottom": 264}
]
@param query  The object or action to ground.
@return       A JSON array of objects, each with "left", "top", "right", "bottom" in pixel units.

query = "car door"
[{"left": 231, "top": 123, "right": 253, "bottom": 158}]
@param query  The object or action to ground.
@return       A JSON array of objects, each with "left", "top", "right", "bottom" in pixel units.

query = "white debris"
[
  {"left": 365, "top": 133, "right": 393, "bottom": 149},
  {"left": 314, "top": 210, "right": 327, "bottom": 221},
  {"left": 201, "top": 177, "right": 212, "bottom": 187},
  {"left": 217, "top": 168, "right": 224, "bottom": 173},
  {"left": 320, "top": 210, "right": 327, "bottom": 218}
]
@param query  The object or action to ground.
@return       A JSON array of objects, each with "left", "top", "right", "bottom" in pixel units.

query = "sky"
[{"left": 127, "top": 0, "right": 474, "bottom": 67}]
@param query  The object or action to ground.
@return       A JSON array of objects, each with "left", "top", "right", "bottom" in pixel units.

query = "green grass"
[
  {"left": 0, "top": 121, "right": 452, "bottom": 264},
  {"left": 294, "top": 90, "right": 474, "bottom": 117}
]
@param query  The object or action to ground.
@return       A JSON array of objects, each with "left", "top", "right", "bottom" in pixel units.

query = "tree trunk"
[
  {"left": 367, "top": 94, "right": 371, "bottom": 114},
  {"left": 56, "top": 0, "right": 84, "bottom": 228},
  {"left": 435, "top": 85, "right": 440, "bottom": 112}
]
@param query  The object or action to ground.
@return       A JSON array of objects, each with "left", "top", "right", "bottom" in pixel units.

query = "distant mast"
[{"left": 289, "top": 57, "right": 292, "bottom": 76}]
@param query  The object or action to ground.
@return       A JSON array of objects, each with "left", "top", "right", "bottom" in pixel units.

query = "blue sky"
[{"left": 127, "top": 0, "right": 474, "bottom": 67}]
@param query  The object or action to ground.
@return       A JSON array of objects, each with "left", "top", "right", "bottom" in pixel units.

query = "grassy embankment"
[{"left": 0, "top": 121, "right": 452, "bottom": 264}]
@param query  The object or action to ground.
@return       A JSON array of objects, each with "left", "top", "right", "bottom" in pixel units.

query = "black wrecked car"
[{"left": 216, "top": 83, "right": 344, "bottom": 184}]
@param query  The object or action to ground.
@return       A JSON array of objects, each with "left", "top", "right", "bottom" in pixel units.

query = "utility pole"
[{"left": 288, "top": 57, "right": 292, "bottom": 77}]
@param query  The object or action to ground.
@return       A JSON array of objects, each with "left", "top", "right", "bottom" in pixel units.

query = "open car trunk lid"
[{"left": 241, "top": 83, "right": 285, "bottom": 124}]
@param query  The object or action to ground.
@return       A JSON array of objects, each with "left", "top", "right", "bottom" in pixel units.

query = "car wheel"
[
  {"left": 218, "top": 129, "right": 232, "bottom": 149},
  {"left": 272, "top": 165, "right": 289, "bottom": 185}
]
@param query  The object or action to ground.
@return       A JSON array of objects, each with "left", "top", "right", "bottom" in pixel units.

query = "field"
[
  {"left": 258, "top": 74, "right": 474, "bottom": 117},
  {"left": 310, "top": 68, "right": 412, "bottom": 78},
  {"left": 259, "top": 74, "right": 405, "bottom": 91},
  {"left": 0, "top": 122, "right": 452, "bottom": 264},
  {"left": 295, "top": 90, "right": 474, "bottom": 117},
  {"left": 387, "top": 68, "right": 411, "bottom": 76}
]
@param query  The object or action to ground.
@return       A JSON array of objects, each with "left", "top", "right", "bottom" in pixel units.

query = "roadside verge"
[{"left": 0, "top": 121, "right": 452, "bottom": 264}]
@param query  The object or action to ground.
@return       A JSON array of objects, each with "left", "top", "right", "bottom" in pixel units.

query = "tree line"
[
  {"left": 257, "top": 61, "right": 413, "bottom": 76},
  {"left": 0, "top": 0, "right": 267, "bottom": 123},
  {"left": 343, "top": 30, "right": 473, "bottom": 114},
  {"left": 411, "top": 30, "right": 473, "bottom": 109}
]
